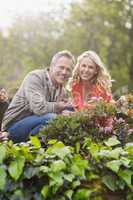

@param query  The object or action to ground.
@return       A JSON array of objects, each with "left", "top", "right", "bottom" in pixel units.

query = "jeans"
[{"left": 8, "top": 113, "right": 56, "bottom": 143}]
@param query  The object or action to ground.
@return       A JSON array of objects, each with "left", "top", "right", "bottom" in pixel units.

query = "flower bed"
[{"left": 0, "top": 94, "right": 133, "bottom": 200}]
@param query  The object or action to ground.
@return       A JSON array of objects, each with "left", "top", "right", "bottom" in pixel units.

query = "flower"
[
  {"left": 128, "top": 129, "right": 133, "bottom": 134},
  {"left": 117, "top": 94, "right": 133, "bottom": 116},
  {"left": 104, "top": 125, "right": 113, "bottom": 133}
]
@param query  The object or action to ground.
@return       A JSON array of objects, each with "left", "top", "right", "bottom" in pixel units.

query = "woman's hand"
[{"left": 61, "top": 109, "right": 75, "bottom": 116}]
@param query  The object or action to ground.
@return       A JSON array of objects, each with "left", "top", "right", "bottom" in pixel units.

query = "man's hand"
[
  {"left": 56, "top": 101, "right": 74, "bottom": 113},
  {"left": 0, "top": 131, "right": 9, "bottom": 141}
]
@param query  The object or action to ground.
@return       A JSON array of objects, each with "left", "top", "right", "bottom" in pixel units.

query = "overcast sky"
[{"left": 0, "top": 0, "right": 73, "bottom": 29}]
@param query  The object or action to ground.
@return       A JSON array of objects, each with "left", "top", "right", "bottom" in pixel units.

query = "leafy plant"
[{"left": 0, "top": 95, "right": 133, "bottom": 199}]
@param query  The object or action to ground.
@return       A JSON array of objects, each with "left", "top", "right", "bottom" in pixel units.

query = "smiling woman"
[{"left": 70, "top": 50, "right": 113, "bottom": 110}]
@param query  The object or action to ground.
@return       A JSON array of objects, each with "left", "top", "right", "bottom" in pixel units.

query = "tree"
[
  {"left": 0, "top": 13, "right": 62, "bottom": 90},
  {"left": 61, "top": 0, "right": 133, "bottom": 94}
]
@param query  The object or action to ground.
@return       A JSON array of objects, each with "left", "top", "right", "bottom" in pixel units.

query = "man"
[{"left": 2, "top": 50, "right": 75, "bottom": 143}]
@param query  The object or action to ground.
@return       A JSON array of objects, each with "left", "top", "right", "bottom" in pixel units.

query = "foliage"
[
  {"left": 0, "top": 134, "right": 133, "bottom": 199},
  {"left": 0, "top": 139, "right": 100, "bottom": 200},
  {"left": 0, "top": 98, "right": 133, "bottom": 199},
  {"left": 40, "top": 98, "right": 133, "bottom": 146}
]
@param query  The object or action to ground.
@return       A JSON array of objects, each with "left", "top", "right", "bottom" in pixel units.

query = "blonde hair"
[{"left": 69, "top": 50, "right": 112, "bottom": 93}]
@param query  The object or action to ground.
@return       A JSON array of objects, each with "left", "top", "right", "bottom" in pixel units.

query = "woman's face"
[{"left": 78, "top": 57, "right": 98, "bottom": 82}]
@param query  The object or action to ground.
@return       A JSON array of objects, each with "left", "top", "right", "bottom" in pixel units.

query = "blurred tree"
[
  {"left": 0, "top": 13, "right": 62, "bottom": 91},
  {"left": 61, "top": 0, "right": 133, "bottom": 94},
  {"left": 0, "top": 0, "right": 133, "bottom": 96}
]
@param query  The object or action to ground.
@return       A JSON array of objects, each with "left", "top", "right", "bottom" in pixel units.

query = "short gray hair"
[{"left": 50, "top": 50, "right": 75, "bottom": 67}]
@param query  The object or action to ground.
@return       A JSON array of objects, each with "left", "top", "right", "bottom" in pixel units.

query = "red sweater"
[{"left": 72, "top": 82, "right": 112, "bottom": 110}]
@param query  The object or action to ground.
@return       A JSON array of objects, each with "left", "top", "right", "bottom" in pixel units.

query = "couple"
[{"left": 2, "top": 50, "right": 112, "bottom": 143}]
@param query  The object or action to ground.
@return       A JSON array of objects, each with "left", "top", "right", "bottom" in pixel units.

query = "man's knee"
[{"left": 42, "top": 113, "right": 57, "bottom": 121}]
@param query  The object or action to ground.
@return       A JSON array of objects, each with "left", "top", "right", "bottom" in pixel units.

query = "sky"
[{"left": 0, "top": 0, "right": 73, "bottom": 29}]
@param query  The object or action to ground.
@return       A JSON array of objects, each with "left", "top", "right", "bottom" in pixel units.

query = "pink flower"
[
  {"left": 90, "top": 96, "right": 103, "bottom": 102},
  {"left": 128, "top": 129, "right": 133, "bottom": 134},
  {"left": 116, "top": 118, "right": 125, "bottom": 124},
  {"left": 104, "top": 125, "right": 113, "bottom": 133}
]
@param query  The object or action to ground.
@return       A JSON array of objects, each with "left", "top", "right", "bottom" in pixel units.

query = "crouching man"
[{"left": 2, "top": 50, "right": 75, "bottom": 143}]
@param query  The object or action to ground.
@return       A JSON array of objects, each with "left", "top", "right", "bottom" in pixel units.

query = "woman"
[{"left": 70, "top": 50, "right": 113, "bottom": 110}]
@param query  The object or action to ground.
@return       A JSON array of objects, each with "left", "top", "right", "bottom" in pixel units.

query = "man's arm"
[{"left": 23, "top": 72, "right": 71, "bottom": 115}]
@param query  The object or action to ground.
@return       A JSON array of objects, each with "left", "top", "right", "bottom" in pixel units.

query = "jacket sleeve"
[{"left": 23, "top": 72, "right": 58, "bottom": 115}]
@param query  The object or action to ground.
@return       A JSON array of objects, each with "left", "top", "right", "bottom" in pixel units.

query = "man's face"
[{"left": 50, "top": 56, "right": 73, "bottom": 85}]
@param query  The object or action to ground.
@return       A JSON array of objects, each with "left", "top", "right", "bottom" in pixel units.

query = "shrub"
[{"left": 0, "top": 96, "right": 133, "bottom": 199}]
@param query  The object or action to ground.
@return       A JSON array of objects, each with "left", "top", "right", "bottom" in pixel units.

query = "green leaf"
[
  {"left": 71, "top": 155, "right": 88, "bottom": 178},
  {"left": 46, "top": 141, "right": 65, "bottom": 153},
  {"left": 72, "top": 180, "right": 80, "bottom": 189},
  {"left": 75, "top": 142, "right": 80, "bottom": 153},
  {"left": 63, "top": 174, "right": 75, "bottom": 182},
  {"left": 98, "top": 150, "right": 110, "bottom": 158},
  {"left": 109, "top": 148, "right": 123, "bottom": 159},
  {"left": 120, "top": 157, "right": 130, "bottom": 167},
  {"left": 48, "top": 139, "right": 57, "bottom": 144},
  {"left": 102, "top": 174, "right": 118, "bottom": 191},
  {"left": 0, "top": 166, "right": 6, "bottom": 190},
  {"left": 50, "top": 160, "right": 66, "bottom": 172},
  {"left": 83, "top": 137, "right": 92, "bottom": 148},
  {"left": 89, "top": 143, "right": 100, "bottom": 159},
  {"left": 71, "top": 164, "right": 83, "bottom": 177},
  {"left": 46, "top": 142, "right": 72, "bottom": 159},
  {"left": 30, "top": 136, "right": 41, "bottom": 147},
  {"left": 49, "top": 172, "right": 64, "bottom": 194},
  {"left": 49, "top": 171, "right": 63, "bottom": 187},
  {"left": 41, "top": 185, "right": 50, "bottom": 199},
  {"left": 24, "top": 167, "right": 39, "bottom": 179},
  {"left": 19, "top": 145, "right": 33, "bottom": 161},
  {"left": 118, "top": 169, "right": 133, "bottom": 189},
  {"left": 11, "top": 189, "right": 24, "bottom": 200},
  {"left": 87, "top": 171, "right": 99, "bottom": 181},
  {"left": 8, "top": 156, "right": 25, "bottom": 181},
  {"left": 58, "top": 197, "right": 65, "bottom": 200},
  {"left": 73, "top": 188, "right": 92, "bottom": 200},
  {"left": 40, "top": 166, "right": 49, "bottom": 173},
  {"left": 125, "top": 143, "right": 133, "bottom": 155},
  {"left": 106, "top": 160, "right": 121, "bottom": 173},
  {"left": 65, "top": 189, "right": 73, "bottom": 200},
  {"left": 0, "top": 144, "right": 7, "bottom": 164},
  {"left": 104, "top": 136, "right": 120, "bottom": 147}
]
